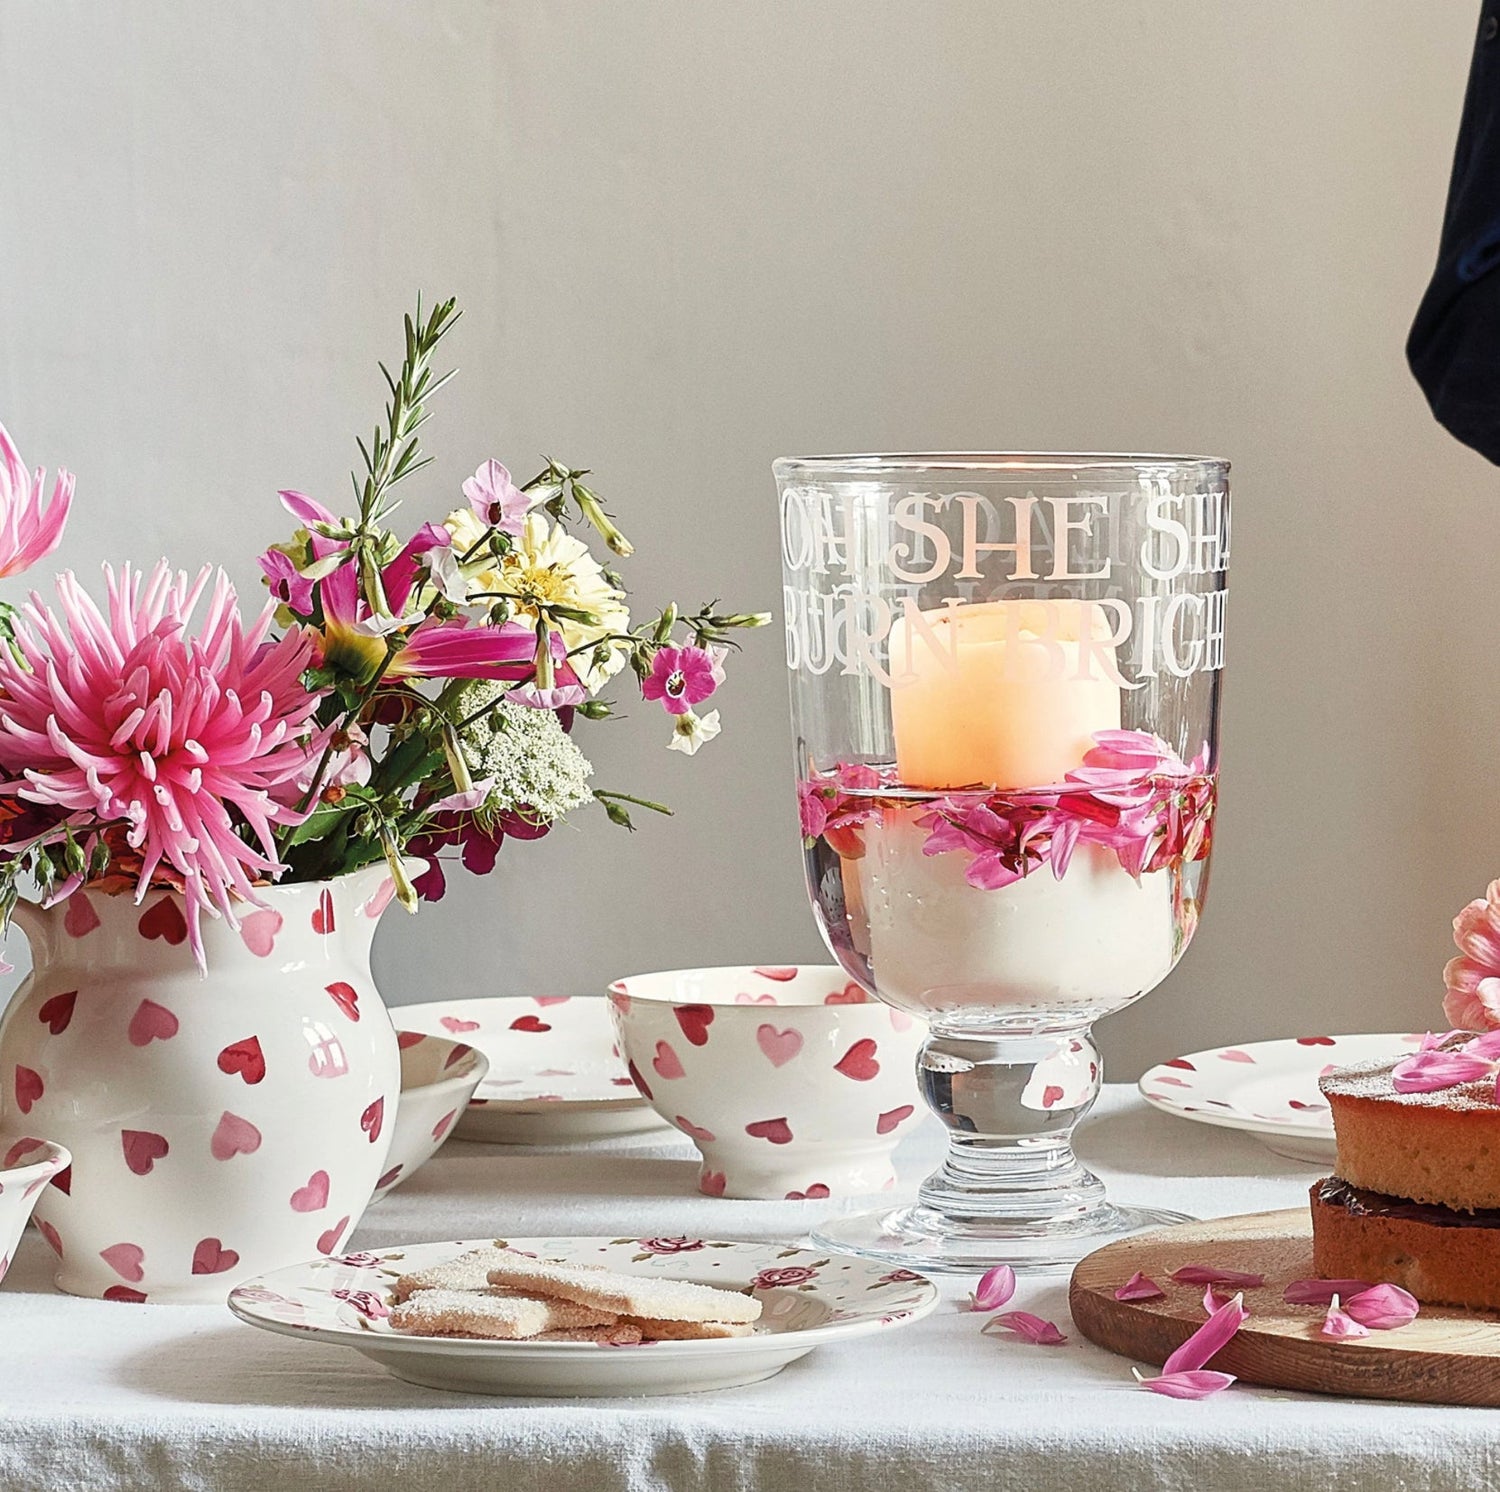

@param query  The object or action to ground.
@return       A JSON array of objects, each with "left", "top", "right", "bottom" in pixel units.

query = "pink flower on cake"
[
  {"left": 642, "top": 644, "right": 725, "bottom": 716},
  {"left": 0, "top": 420, "right": 73, "bottom": 578},
  {"left": 0, "top": 564, "right": 325, "bottom": 966},
  {"left": 1444, "top": 881, "right": 1500, "bottom": 1032}
]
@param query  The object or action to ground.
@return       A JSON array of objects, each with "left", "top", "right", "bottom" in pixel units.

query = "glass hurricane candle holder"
[{"left": 775, "top": 453, "right": 1229, "bottom": 1271}]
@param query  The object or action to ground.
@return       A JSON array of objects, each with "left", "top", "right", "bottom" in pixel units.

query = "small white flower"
[
  {"left": 667, "top": 708, "right": 721, "bottom": 756},
  {"left": 354, "top": 609, "right": 425, "bottom": 638},
  {"left": 426, "top": 544, "right": 473, "bottom": 605}
]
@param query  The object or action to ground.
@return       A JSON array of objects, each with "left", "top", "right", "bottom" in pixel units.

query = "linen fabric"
[{"left": 1, "top": 1089, "right": 1498, "bottom": 1492}]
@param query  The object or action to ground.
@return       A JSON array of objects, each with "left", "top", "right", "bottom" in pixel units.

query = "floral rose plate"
[
  {"left": 226, "top": 1235, "right": 938, "bottom": 1396},
  {"left": 1138, "top": 1033, "right": 1423, "bottom": 1163},
  {"left": 395, "top": 997, "right": 669, "bottom": 1143}
]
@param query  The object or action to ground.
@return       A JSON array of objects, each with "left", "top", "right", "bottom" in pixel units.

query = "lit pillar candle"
[
  {"left": 861, "top": 597, "right": 1170, "bottom": 1015},
  {"left": 888, "top": 599, "right": 1122, "bottom": 790}
]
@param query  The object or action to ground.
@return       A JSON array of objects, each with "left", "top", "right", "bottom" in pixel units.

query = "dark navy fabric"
[{"left": 1409, "top": 4, "right": 1500, "bottom": 463}]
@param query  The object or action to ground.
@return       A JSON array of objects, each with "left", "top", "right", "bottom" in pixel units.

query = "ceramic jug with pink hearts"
[{"left": 0, "top": 861, "right": 401, "bottom": 1301}]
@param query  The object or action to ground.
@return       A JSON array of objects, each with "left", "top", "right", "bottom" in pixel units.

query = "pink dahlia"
[
  {"left": 642, "top": 644, "right": 724, "bottom": 716},
  {"left": 0, "top": 563, "right": 325, "bottom": 965},
  {"left": 1444, "top": 881, "right": 1500, "bottom": 1032},
  {"left": 0, "top": 419, "right": 73, "bottom": 578}
]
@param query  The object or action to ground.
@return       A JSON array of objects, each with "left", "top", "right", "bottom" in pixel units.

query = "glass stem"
[{"left": 914, "top": 1024, "right": 1108, "bottom": 1227}]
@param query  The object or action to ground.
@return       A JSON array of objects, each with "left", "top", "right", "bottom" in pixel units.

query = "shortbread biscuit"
[
  {"left": 486, "top": 1255, "right": 762, "bottom": 1324},
  {"left": 534, "top": 1323, "right": 645, "bottom": 1345},
  {"left": 624, "top": 1317, "right": 755, "bottom": 1340},
  {"left": 389, "top": 1287, "right": 615, "bottom": 1339},
  {"left": 394, "top": 1247, "right": 523, "bottom": 1302}
]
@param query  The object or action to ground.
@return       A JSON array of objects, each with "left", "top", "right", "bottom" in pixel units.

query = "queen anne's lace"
[{"left": 453, "top": 680, "right": 594, "bottom": 822}]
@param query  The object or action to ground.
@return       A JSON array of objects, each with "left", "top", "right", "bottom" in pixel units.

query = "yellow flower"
[{"left": 443, "top": 510, "right": 631, "bottom": 691}]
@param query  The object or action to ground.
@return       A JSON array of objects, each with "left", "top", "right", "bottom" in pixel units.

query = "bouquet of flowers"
[{"left": 0, "top": 298, "right": 766, "bottom": 964}]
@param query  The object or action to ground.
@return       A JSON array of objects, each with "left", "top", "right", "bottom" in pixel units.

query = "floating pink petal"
[
  {"left": 1114, "top": 1271, "right": 1165, "bottom": 1302},
  {"left": 1282, "top": 1277, "right": 1373, "bottom": 1306},
  {"left": 1168, "top": 1265, "right": 1265, "bottom": 1289},
  {"left": 970, "top": 1264, "right": 1016, "bottom": 1313},
  {"left": 1390, "top": 1050, "right": 1492, "bottom": 1093},
  {"left": 981, "top": 1310, "right": 1068, "bottom": 1346},
  {"left": 1342, "top": 1283, "right": 1419, "bottom": 1330},
  {"left": 1162, "top": 1291, "right": 1246, "bottom": 1375},
  {"left": 1320, "top": 1295, "right": 1370, "bottom": 1339},
  {"left": 1133, "top": 1368, "right": 1237, "bottom": 1399}
]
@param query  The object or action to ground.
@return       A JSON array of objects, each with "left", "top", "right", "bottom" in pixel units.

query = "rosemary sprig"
[{"left": 353, "top": 295, "right": 461, "bottom": 527}]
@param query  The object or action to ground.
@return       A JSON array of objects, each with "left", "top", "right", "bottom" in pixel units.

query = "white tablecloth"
[{"left": 2, "top": 1087, "right": 1497, "bottom": 1492}]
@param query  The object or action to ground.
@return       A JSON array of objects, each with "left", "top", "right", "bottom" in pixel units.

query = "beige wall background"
[{"left": 0, "top": 1, "right": 1492, "bottom": 1078}]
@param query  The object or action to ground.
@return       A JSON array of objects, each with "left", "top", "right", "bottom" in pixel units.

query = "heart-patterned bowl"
[
  {"left": 371, "top": 1035, "right": 488, "bottom": 1200},
  {"left": 0, "top": 1137, "right": 70, "bottom": 1285},
  {"left": 607, "top": 966, "right": 926, "bottom": 1200}
]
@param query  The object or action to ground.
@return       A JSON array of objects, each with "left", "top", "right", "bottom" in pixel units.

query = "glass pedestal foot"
[{"left": 811, "top": 1200, "right": 1193, "bottom": 1275}]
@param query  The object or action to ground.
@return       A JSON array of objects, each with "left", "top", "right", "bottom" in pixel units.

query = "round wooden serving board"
[{"left": 1070, "top": 1208, "right": 1500, "bottom": 1405}]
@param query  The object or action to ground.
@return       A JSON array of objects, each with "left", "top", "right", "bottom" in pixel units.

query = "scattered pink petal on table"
[
  {"left": 1283, "top": 1278, "right": 1373, "bottom": 1306},
  {"left": 1168, "top": 1265, "right": 1265, "bottom": 1289},
  {"left": 1202, "top": 1284, "right": 1236, "bottom": 1314},
  {"left": 1114, "top": 1272, "right": 1165, "bottom": 1302},
  {"left": 1342, "top": 1284, "right": 1419, "bottom": 1330},
  {"left": 1162, "top": 1292, "right": 1246, "bottom": 1375},
  {"left": 970, "top": 1265, "right": 1016, "bottom": 1313},
  {"left": 981, "top": 1311, "right": 1068, "bottom": 1346},
  {"left": 1133, "top": 1369, "right": 1237, "bottom": 1400},
  {"left": 1320, "top": 1295, "right": 1370, "bottom": 1339}
]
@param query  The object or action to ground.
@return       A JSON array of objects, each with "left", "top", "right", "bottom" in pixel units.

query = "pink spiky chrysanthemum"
[{"left": 0, "top": 563, "right": 326, "bottom": 965}]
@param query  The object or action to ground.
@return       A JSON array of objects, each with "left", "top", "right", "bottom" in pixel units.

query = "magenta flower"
[
  {"left": 0, "top": 564, "right": 325, "bottom": 965},
  {"left": 642, "top": 645, "right": 724, "bottom": 716},
  {"left": 1445, "top": 881, "right": 1500, "bottom": 1032},
  {"left": 258, "top": 547, "right": 316, "bottom": 616},
  {"left": 0, "top": 420, "right": 73, "bottom": 578},
  {"left": 751, "top": 1265, "right": 818, "bottom": 1289},
  {"left": 637, "top": 1237, "right": 705, "bottom": 1255},
  {"left": 462, "top": 460, "right": 532, "bottom": 536}
]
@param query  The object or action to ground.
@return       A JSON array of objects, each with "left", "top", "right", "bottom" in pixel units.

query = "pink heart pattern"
[
  {"left": 652, "top": 1041, "right": 685, "bottom": 1080},
  {"left": 13, "top": 1066, "right": 43, "bottom": 1114},
  {"left": 834, "top": 1038, "right": 880, "bottom": 1081},
  {"left": 745, "top": 1117, "right": 793, "bottom": 1145},
  {"left": 441, "top": 1016, "right": 480, "bottom": 1034},
  {"left": 239, "top": 908, "right": 283, "bottom": 957},
  {"left": 121, "top": 1129, "right": 169, "bottom": 1175},
  {"left": 63, "top": 894, "right": 100, "bottom": 938},
  {"left": 756, "top": 1024, "right": 803, "bottom": 1067},
  {"left": 210, "top": 1111, "right": 262, "bottom": 1161},
  {"left": 876, "top": 1104, "right": 914, "bottom": 1135},
  {"left": 38, "top": 990, "right": 77, "bottom": 1036},
  {"left": 317, "top": 1216, "right": 351, "bottom": 1256},
  {"left": 290, "top": 1170, "right": 330, "bottom": 1213},
  {"left": 673, "top": 1005, "right": 715, "bottom": 1046},
  {"left": 100, "top": 1242, "right": 145, "bottom": 1282},
  {"left": 699, "top": 1170, "right": 727, "bottom": 1196},
  {"left": 674, "top": 1115, "right": 717, "bottom": 1143},
  {"left": 191, "top": 1238, "right": 239, "bottom": 1276},
  {"left": 127, "top": 999, "right": 179, "bottom": 1047},
  {"left": 360, "top": 1097, "right": 384, "bottom": 1143}
]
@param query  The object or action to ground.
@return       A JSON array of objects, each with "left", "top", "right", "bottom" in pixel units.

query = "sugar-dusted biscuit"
[
  {"left": 486, "top": 1255, "right": 762, "bottom": 1325},
  {"left": 534, "top": 1323, "right": 645, "bottom": 1345},
  {"left": 389, "top": 1287, "right": 615, "bottom": 1340},
  {"left": 624, "top": 1317, "right": 755, "bottom": 1340},
  {"left": 393, "top": 1246, "right": 523, "bottom": 1302}
]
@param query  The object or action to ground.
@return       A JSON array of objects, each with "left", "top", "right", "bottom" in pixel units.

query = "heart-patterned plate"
[
  {"left": 393, "top": 997, "right": 669, "bottom": 1144},
  {"left": 227, "top": 1235, "right": 938, "bottom": 1397},
  {"left": 1137, "top": 1033, "right": 1425, "bottom": 1163}
]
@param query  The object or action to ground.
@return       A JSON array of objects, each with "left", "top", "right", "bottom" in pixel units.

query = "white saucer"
[
  {"left": 1138, "top": 1032, "right": 1424, "bottom": 1163},
  {"left": 227, "top": 1235, "right": 939, "bottom": 1396},
  {"left": 394, "top": 997, "right": 669, "bottom": 1144}
]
